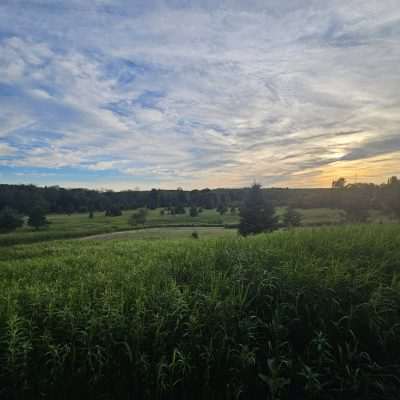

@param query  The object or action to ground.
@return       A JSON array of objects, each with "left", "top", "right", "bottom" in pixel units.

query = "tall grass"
[{"left": 0, "top": 225, "right": 399, "bottom": 399}]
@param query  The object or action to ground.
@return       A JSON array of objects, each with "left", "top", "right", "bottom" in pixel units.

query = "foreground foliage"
[{"left": 0, "top": 225, "right": 399, "bottom": 399}]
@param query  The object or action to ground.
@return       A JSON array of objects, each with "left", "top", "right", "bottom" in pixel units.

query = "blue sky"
[{"left": 0, "top": 0, "right": 399, "bottom": 190}]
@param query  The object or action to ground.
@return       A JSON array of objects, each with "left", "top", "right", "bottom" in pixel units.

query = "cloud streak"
[{"left": 0, "top": 0, "right": 399, "bottom": 189}]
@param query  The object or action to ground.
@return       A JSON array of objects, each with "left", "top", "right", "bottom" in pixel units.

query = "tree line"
[
  {"left": 1, "top": 177, "right": 399, "bottom": 216},
  {"left": 0, "top": 177, "right": 399, "bottom": 234},
  {"left": 0, "top": 185, "right": 244, "bottom": 215}
]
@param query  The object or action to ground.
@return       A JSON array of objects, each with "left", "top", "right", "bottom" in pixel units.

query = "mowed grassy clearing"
[
  {"left": 0, "top": 224, "right": 399, "bottom": 399},
  {"left": 80, "top": 226, "right": 236, "bottom": 241}
]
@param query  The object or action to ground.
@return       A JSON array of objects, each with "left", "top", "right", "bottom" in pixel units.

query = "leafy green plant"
[{"left": 0, "top": 225, "right": 399, "bottom": 398}]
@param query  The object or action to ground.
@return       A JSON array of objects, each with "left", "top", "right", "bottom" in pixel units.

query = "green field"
[
  {"left": 0, "top": 208, "right": 239, "bottom": 246},
  {"left": 1, "top": 224, "right": 399, "bottom": 399},
  {"left": 0, "top": 207, "right": 374, "bottom": 246},
  {"left": 80, "top": 226, "right": 237, "bottom": 241}
]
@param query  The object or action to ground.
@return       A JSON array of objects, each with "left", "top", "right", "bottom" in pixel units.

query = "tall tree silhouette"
[{"left": 239, "top": 184, "right": 278, "bottom": 236}]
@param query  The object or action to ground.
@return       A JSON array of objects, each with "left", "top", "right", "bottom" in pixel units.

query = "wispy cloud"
[{"left": 0, "top": 0, "right": 399, "bottom": 189}]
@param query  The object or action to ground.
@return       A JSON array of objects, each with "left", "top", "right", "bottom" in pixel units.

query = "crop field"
[
  {"left": 1, "top": 224, "right": 399, "bottom": 399},
  {"left": 0, "top": 207, "right": 377, "bottom": 247}
]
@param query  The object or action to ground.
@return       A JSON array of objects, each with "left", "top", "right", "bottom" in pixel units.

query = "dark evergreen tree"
[
  {"left": 217, "top": 203, "right": 228, "bottom": 215},
  {"left": 28, "top": 207, "right": 49, "bottom": 230},
  {"left": 239, "top": 184, "right": 278, "bottom": 236},
  {"left": 189, "top": 206, "right": 198, "bottom": 217},
  {"left": 0, "top": 207, "right": 24, "bottom": 233},
  {"left": 129, "top": 209, "right": 147, "bottom": 226},
  {"left": 283, "top": 207, "right": 302, "bottom": 227},
  {"left": 174, "top": 205, "right": 186, "bottom": 214}
]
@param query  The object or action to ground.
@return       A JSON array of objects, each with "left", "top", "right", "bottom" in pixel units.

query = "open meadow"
[
  {"left": 1, "top": 207, "right": 392, "bottom": 246},
  {"left": 1, "top": 224, "right": 399, "bottom": 399},
  {"left": 0, "top": 208, "right": 239, "bottom": 246}
]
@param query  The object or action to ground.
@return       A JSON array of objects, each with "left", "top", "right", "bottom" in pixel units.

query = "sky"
[{"left": 0, "top": 0, "right": 399, "bottom": 190}]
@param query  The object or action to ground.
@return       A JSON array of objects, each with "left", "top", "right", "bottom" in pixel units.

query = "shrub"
[
  {"left": 0, "top": 207, "right": 24, "bottom": 233},
  {"left": 174, "top": 205, "right": 186, "bottom": 214},
  {"left": 283, "top": 207, "right": 302, "bottom": 227},
  {"left": 189, "top": 206, "right": 198, "bottom": 217},
  {"left": 27, "top": 207, "right": 49, "bottom": 230},
  {"left": 105, "top": 205, "right": 122, "bottom": 217},
  {"left": 129, "top": 208, "right": 147, "bottom": 226}
]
